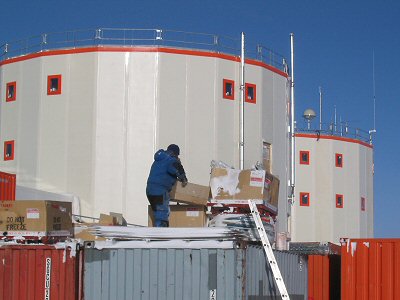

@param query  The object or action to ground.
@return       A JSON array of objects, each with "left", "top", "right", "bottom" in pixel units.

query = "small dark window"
[
  {"left": 300, "top": 192, "right": 310, "bottom": 207},
  {"left": 300, "top": 151, "right": 310, "bottom": 165},
  {"left": 6, "top": 82, "right": 16, "bottom": 102},
  {"left": 4, "top": 140, "right": 14, "bottom": 161},
  {"left": 245, "top": 83, "right": 256, "bottom": 104},
  {"left": 47, "top": 75, "right": 62, "bottom": 95},
  {"left": 361, "top": 197, "right": 366, "bottom": 211},
  {"left": 336, "top": 153, "right": 343, "bottom": 168},
  {"left": 223, "top": 79, "right": 234, "bottom": 100},
  {"left": 336, "top": 194, "right": 343, "bottom": 208}
]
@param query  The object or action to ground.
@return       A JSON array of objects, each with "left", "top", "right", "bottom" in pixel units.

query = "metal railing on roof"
[
  {"left": 0, "top": 28, "right": 287, "bottom": 72},
  {"left": 296, "top": 122, "right": 373, "bottom": 144}
]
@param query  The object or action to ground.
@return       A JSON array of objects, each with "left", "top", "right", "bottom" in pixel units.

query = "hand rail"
[{"left": 0, "top": 28, "right": 286, "bottom": 72}]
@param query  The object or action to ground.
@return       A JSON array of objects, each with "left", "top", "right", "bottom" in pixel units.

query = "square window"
[
  {"left": 336, "top": 153, "right": 343, "bottom": 168},
  {"left": 245, "top": 83, "right": 256, "bottom": 104},
  {"left": 6, "top": 81, "right": 16, "bottom": 102},
  {"left": 300, "top": 192, "right": 310, "bottom": 207},
  {"left": 361, "top": 197, "right": 366, "bottom": 211},
  {"left": 47, "top": 75, "right": 62, "bottom": 95},
  {"left": 336, "top": 194, "right": 344, "bottom": 208},
  {"left": 4, "top": 140, "right": 15, "bottom": 161},
  {"left": 300, "top": 151, "right": 310, "bottom": 165},
  {"left": 223, "top": 79, "right": 235, "bottom": 100}
]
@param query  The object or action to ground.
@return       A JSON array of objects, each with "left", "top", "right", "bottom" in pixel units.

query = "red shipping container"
[
  {"left": 0, "top": 171, "right": 16, "bottom": 201},
  {"left": 341, "top": 238, "right": 400, "bottom": 300},
  {"left": 308, "top": 255, "right": 341, "bottom": 300},
  {"left": 0, "top": 244, "right": 82, "bottom": 300}
]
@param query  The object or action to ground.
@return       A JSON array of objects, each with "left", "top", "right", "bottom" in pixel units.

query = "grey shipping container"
[{"left": 83, "top": 241, "right": 307, "bottom": 300}]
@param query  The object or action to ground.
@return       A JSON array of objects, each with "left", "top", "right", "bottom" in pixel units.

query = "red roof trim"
[
  {"left": 0, "top": 46, "right": 288, "bottom": 78},
  {"left": 245, "top": 58, "right": 288, "bottom": 78},
  {"left": 295, "top": 133, "right": 373, "bottom": 149}
]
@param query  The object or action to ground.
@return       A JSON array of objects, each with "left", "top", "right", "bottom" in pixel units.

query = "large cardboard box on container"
[
  {"left": 169, "top": 182, "right": 210, "bottom": 206},
  {"left": 148, "top": 205, "right": 207, "bottom": 227},
  {"left": 0, "top": 200, "right": 72, "bottom": 237},
  {"left": 209, "top": 167, "right": 280, "bottom": 209}
]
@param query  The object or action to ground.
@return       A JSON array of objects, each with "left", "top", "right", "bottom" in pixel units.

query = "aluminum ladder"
[{"left": 248, "top": 200, "right": 290, "bottom": 299}]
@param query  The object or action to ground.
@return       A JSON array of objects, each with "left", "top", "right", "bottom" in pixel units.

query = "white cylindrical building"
[
  {"left": 293, "top": 132, "right": 374, "bottom": 243},
  {"left": 0, "top": 29, "right": 290, "bottom": 230}
]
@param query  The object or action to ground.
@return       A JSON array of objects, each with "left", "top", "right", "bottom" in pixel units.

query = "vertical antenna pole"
[
  {"left": 373, "top": 50, "right": 376, "bottom": 132},
  {"left": 319, "top": 87, "right": 322, "bottom": 130},
  {"left": 290, "top": 33, "right": 295, "bottom": 192},
  {"left": 239, "top": 32, "right": 245, "bottom": 170},
  {"left": 334, "top": 105, "right": 337, "bottom": 132}
]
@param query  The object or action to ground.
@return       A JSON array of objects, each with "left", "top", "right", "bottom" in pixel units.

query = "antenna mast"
[{"left": 372, "top": 50, "right": 376, "bottom": 132}]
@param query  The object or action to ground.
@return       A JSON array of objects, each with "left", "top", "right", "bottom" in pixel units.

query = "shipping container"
[
  {"left": 83, "top": 240, "right": 308, "bottom": 300},
  {"left": 0, "top": 243, "right": 82, "bottom": 300},
  {"left": 341, "top": 238, "right": 400, "bottom": 300},
  {"left": 308, "top": 255, "right": 341, "bottom": 300},
  {"left": 289, "top": 242, "right": 341, "bottom": 300},
  {"left": 0, "top": 171, "right": 16, "bottom": 200}
]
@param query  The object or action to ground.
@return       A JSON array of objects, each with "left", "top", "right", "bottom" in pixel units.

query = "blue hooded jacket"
[{"left": 146, "top": 149, "right": 186, "bottom": 196}]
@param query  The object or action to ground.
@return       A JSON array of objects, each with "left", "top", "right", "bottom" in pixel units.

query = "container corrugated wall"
[
  {"left": 308, "top": 255, "right": 341, "bottom": 300},
  {"left": 245, "top": 245, "right": 307, "bottom": 299},
  {"left": 0, "top": 171, "right": 16, "bottom": 200},
  {"left": 341, "top": 238, "right": 400, "bottom": 300},
  {"left": 0, "top": 244, "right": 81, "bottom": 300},
  {"left": 83, "top": 244, "right": 308, "bottom": 300},
  {"left": 84, "top": 248, "right": 244, "bottom": 300}
]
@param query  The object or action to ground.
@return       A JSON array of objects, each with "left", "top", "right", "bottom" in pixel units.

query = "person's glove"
[{"left": 181, "top": 176, "right": 188, "bottom": 187}]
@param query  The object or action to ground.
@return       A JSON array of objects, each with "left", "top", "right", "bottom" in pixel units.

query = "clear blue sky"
[{"left": 1, "top": 1, "right": 399, "bottom": 237}]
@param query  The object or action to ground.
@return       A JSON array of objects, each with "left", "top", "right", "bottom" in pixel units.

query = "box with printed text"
[{"left": 0, "top": 200, "right": 72, "bottom": 238}]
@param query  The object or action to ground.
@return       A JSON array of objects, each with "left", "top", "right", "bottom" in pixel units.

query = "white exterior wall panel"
[
  {"left": 66, "top": 53, "right": 97, "bottom": 213},
  {"left": 215, "top": 59, "right": 237, "bottom": 169},
  {"left": 18, "top": 59, "right": 41, "bottom": 184},
  {"left": 126, "top": 53, "right": 158, "bottom": 224},
  {"left": 270, "top": 73, "right": 289, "bottom": 232}
]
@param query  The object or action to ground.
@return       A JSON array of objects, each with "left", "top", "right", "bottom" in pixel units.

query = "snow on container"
[
  {"left": 341, "top": 238, "right": 400, "bottom": 300},
  {"left": 0, "top": 243, "right": 82, "bottom": 300}
]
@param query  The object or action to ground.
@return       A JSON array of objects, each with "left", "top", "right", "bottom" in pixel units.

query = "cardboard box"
[
  {"left": 74, "top": 223, "right": 106, "bottom": 241},
  {"left": 0, "top": 200, "right": 72, "bottom": 237},
  {"left": 148, "top": 205, "right": 207, "bottom": 227},
  {"left": 265, "top": 172, "right": 280, "bottom": 208},
  {"left": 170, "top": 182, "right": 210, "bottom": 206},
  {"left": 209, "top": 168, "right": 279, "bottom": 209}
]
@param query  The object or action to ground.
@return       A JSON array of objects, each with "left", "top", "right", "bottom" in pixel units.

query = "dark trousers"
[{"left": 147, "top": 191, "right": 170, "bottom": 227}]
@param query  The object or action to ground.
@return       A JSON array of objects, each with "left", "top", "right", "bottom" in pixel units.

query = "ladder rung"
[{"left": 248, "top": 200, "right": 290, "bottom": 300}]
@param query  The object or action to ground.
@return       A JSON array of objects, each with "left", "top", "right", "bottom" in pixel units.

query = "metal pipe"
[
  {"left": 239, "top": 32, "right": 245, "bottom": 170},
  {"left": 319, "top": 86, "right": 322, "bottom": 130},
  {"left": 290, "top": 33, "right": 295, "bottom": 193}
]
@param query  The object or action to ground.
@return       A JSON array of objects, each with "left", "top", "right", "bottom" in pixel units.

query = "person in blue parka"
[{"left": 146, "top": 144, "right": 188, "bottom": 227}]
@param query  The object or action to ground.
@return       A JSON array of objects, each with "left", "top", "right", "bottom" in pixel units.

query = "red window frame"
[
  {"left": 336, "top": 194, "right": 344, "bottom": 208},
  {"left": 223, "top": 79, "right": 235, "bottom": 100},
  {"left": 6, "top": 81, "right": 16, "bottom": 102},
  {"left": 47, "top": 74, "right": 62, "bottom": 95},
  {"left": 4, "top": 140, "right": 15, "bottom": 161},
  {"left": 300, "top": 150, "right": 310, "bottom": 165},
  {"left": 361, "top": 197, "right": 366, "bottom": 211},
  {"left": 335, "top": 153, "right": 343, "bottom": 168},
  {"left": 300, "top": 192, "right": 310, "bottom": 207},
  {"left": 245, "top": 83, "right": 256, "bottom": 104}
]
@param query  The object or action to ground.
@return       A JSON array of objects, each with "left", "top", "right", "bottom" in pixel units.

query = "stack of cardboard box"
[
  {"left": 147, "top": 166, "right": 280, "bottom": 228},
  {"left": 148, "top": 182, "right": 210, "bottom": 227}
]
